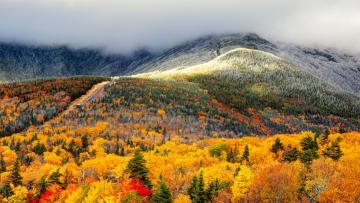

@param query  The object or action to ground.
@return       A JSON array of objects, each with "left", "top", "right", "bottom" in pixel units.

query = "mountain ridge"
[
  {"left": 137, "top": 48, "right": 360, "bottom": 119},
  {"left": 0, "top": 33, "right": 359, "bottom": 97}
]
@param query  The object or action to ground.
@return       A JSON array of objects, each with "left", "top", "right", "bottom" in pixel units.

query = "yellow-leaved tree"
[{"left": 231, "top": 166, "right": 254, "bottom": 202}]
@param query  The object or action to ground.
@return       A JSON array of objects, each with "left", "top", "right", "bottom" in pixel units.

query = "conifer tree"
[
  {"left": 187, "top": 171, "right": 230, "bottom": 203},
  {"left": 115, "top": 143, "right": 120, "bottom": 155},
  {"left": 314, "top": 127, "right": 321, "bottom": 140},
  {"left": 322, "top": 138, "right": 343, "bottom": 161},
  {"left": 241, "top": 145, "right": 249, "bottom": 163},
  {"left": 234, "top": 167, "right": 241, "bottom": 177},
  {"left": 187, "top": 175, "right": 198, "bottom": 199},
  {"left": 120, "top": 147, "right": 125, "bottom": 156},
  {"left": 300, "top": 135, "right": 318, "bottom": 151},
  {"left": 39, "top": 176, "right": 49, "bottom": 195},
  {"left": 187, "top": 172, "right": 205, "bottom": 203},
  {"left": 324, "top": 128, "right": 330, "bottom": 136},
  {"left": 140, "top": 143, "right": 147, "bottom": 152},
  {"left": 24, "top": 155, "right": 34, "bottom": 166},
  {"left": 0, "top": 154, "right": 6, "bottom": 173},
  {"left": 9, "top": 137, "right": 15, "bottom": 150},
  {"left": 151, "top": 181, "right": 173, "bottom": 203},
  {"left": 0, "top": 182, "right": 11, "bottom": 198},
  {"left": 126, "top": 149, "right": 152, "bottom": 188},
  {"left": 282, "top": 145, "right": 300, "bottom": 162},
  {"left": 8, "top": 159, "right": 22, "bottom": 187},
  {"left": 270, "top": 138, "right": 284, "bottom": 155},
  {"left": 14, "top": 141, "right": 21, "bottom": 152},
  {"left": 68, "top": 139, "right": 80, "bottom": 158},
  {"left": 320, "top": 131, "right": 330, "bottom": 145},
  {"left": 226, "top": 148, "right": 237, "bottom": 163},
  {"left": 81, "top": 135, "right": 89, "bottom": 152},
  {"left": 300, "top": 149, "right": 319, "bottom": 164},
  {"left": 33, "top": 142, "right": 46, "bottom": 155},
  {"left": 198, "top": 172, "right": 206, "bottom": 200},
  {"left": 300, "top": 135, "right": 319, "bottom": 164},
  {"left": 48, "top": 169, "right": 64, "bottom": 188}
]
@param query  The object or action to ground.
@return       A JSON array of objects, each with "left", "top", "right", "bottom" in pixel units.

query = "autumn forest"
[{"left": 0, "top": 71, "right": 357, "bottom": 203}]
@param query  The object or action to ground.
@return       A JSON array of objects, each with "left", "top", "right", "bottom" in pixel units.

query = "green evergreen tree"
[
  {"left": 115, "top": 142, "right": 120, "bottom": 155},
  {"left": 187, "top": 172, "right": 205, "bottom": 203},
  {"left": 30, "top": 134, "right": 38, "bottom": 143},
  {"left": 322, "top": 139, "right": 343, "bottom": 161},
  {"left": 9, "top": 137, "right": 15, "bottom": 150},
  {"left": 0, "top": 182, "right": 11, "bottom": 198},
  {"left": 140, "top": 143, "right": 147, "bottom": 152},
  {"left": 198, "top": 171, "right": 206, "bottom": 201},
  {"left": 314, "top": 127, "right": 321, "bottom": 140},
  {"left": 39, "top": 176, "right": 49, "bottom": 195},
  {"left": 324, "top": 128, "right": 330, "bottom": 136},
  {"left": 270, "top": 138, "right": 284, "bottom": 155},
  {"left": 187, "top": 171, "right": 230, "bottom": 203},
  {"left": 300, "top": 135, "right": 318, "bottom": 151},
  {"left": 282, "top": 145, "right": 300, "bottom": 162},
  {"left": 81, "top": 135, "right": 89, "bottom": 152},
  {"left": 8, "top": 159, "right": 22, "bottom": 187},
  {"left": 151, "top": 181, "right": 173, "bottom": 203},
  {"left": 33, "top": 142, "right": 47, "bottom": 155},
  {"left": 120, "top": 147, "right": 125, "bottom": 156},
  {"left": 0, "top": 154, "right": 6, "bottom": 173},
  {"left": 126, "top": 149, "right": 152, "bottom": 188},
  {"left": 226, "top": 148, "right": 237, "bottom": 163},
  {"left": 187, "top": 175, "right": 198, "bottom": 200},
  {"left": 241, "top": 145, "right": 249, "bottom": 163},
  {"left": 300, "top": 149, "right": 319, "bottom": 164},
  {"left": 14, "top": 141, "right": 21, "bottom": 152},
  {"left": 68, "top": 139, "right": 80, "bottom": 158},
  {"left": 300, "top": 135, "right": 320, "bottom": 164},
  {"left": 234, "top": 167, "right": 241, "bottom": 177},
  {"left": 48, "top": 169, "right": 63, "bottom": 188},
  {"left": 24, "top": 155, "right": 34, "bottom": 166},
  {"left": 320, "top": 129, "right": 330, "bottom": 145}
]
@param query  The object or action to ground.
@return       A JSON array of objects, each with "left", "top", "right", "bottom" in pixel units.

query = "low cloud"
[{"left": 1, "top": 0, "right": 360, "bottom": 54}]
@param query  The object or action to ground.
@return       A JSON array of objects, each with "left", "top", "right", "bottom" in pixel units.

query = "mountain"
[
  {"left": 127, "top": 33, "right": 360, "bottom": 97},
  {"left": 136, "top": 48, "right": 360, "bottom": 134},
  {"left": 0, "top": 47, "right": 359, "bottom": 202},
  {"left": 0, "top": 33, "right": 360, "bottom": 97},
  {"left": 0, "top": 43, "right": 154, "bottom": 81}
]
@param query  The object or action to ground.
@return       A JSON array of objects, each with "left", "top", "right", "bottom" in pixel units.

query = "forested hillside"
[
  {"left": 0, "top": 48, "right": 358, "bottom": 202},
  {"left": 0, "top": 77, "right": 108, "bottom": 137},
  {"left": 138, "top": 48, "right": 360, "bottom": 134}
]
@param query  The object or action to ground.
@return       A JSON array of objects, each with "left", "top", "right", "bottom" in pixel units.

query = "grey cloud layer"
[{"left": 1, "top": 0, "right": 359, "bottom": 54}]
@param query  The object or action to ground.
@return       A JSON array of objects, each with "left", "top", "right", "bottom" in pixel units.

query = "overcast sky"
[{"left": 1, "top": 0, "right": 360, "bottom": 54}]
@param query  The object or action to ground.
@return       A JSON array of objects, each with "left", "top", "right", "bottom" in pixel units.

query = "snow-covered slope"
[
  {"left": 123, "top": 33, "right": 277, "bottom": 75},
  {"left": 126, "top": 33, "right": 360, "bottom": 97},
  {"left": 276, "top": 43, "right": 360, "bottom": 96},
  {"left": 0, "top": 33, "right": 359, "bottom": 97},
  {"left": 137, "top": 48, "right": 360, "bottom": 122}
]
